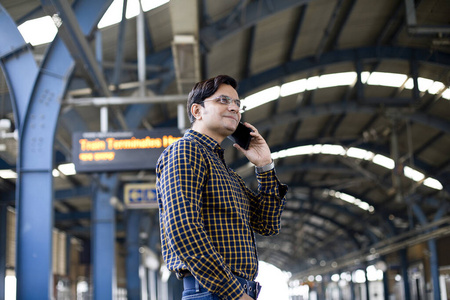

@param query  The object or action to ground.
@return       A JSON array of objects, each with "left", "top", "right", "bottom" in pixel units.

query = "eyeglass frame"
[{"left": 201, "top": 95, "right": 243, "bottom": 109}]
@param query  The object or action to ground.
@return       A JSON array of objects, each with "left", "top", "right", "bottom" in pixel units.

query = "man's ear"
[{"left": 191, "top": 103, "right": 202, "bottom": 121}]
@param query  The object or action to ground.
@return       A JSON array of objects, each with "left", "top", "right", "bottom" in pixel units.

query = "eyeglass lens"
[{"left": 219, "top": 96, "right": 241, "bottom": 108}]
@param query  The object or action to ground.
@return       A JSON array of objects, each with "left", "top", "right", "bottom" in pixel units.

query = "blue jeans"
[{"left": 181, "top": 286, "right": 220, "bottom": 300}]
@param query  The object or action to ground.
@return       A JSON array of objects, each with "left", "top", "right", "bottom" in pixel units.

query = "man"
[{"left": 156, "top": 75, "right": 288, "bottom": 300}]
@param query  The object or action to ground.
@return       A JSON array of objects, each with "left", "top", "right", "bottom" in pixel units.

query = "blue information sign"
[{"left": 124, "top": 183, "right": 158, "bottom": 209}]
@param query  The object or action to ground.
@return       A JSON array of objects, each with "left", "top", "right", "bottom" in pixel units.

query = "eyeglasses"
[{"left": 202, "top": 95, "right": 242, "bottom": 109}]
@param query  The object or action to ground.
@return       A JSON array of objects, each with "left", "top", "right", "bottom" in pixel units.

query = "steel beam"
[
  {"left": 55, "top": 211, "right": 90, "bottom": 221},
  {"left": 243, "top": 102, "right": 448, "bottom": 176},
  {"left": 200, "top": 0, "right": 312, "bottom": 50},
  {"left": 0, "top": 3, "right": 38, "bottom": 129},
  {"left": 59, "top": 108, "right": 89, "bottom": 133},
  {"left": 286, "top": 5, "right": 307, "bottom": 62},
  {"left": 66, "top": 94, "right": 188, "bottom": 106},
  {"left": 44, "top": 0, "right": 111, "bottom": 97},
  {"left": 45, "top": 0, "right": 128, "bottom": 130},
  {"left": 291, "top": 217, "right": 450, "bottom": 279},
  {"left": 55, "top": 186, "right": 91, "bottom": 200},
  {"left": 285, "top": 197, "right": 378, "bottom": 244},
  {"left": 112, "top": 0, "right": 128, "bottom": 88},
  {"left": 243, "top": 26, "right": 256, "bottom": 78},
  {"left": 315, "top": 0, "right": 345, "bottom": 60},
  {"left": 237, "top": 46, "right": 450, "bottom": 95}
]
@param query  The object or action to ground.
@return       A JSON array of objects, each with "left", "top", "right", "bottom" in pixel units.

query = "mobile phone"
[{"left": 228, "top": 122, "right": 253, "bottom": 150}]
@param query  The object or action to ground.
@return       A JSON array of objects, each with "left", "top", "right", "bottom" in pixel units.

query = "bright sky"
[{"left": 256, "top": 261, "right": 291, "bottom": 300}]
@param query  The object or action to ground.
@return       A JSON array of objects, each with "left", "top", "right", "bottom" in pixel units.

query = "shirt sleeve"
[
  {"left": 242, "top": 168, "right": 288, "bottom": 236},
  {"left": 157, "top": 140, "right": 245, "bottom": 300}
]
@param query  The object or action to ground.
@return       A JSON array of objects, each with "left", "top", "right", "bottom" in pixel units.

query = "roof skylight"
[
  {"left": 366, "top": 72, "right": 408, "bottom": 88},
  {"left": 0, "top": 169, "right": 17, "bottom": 179},
  {"left": 244, "top": 72, "right": 449, "bottom": 113},
  {"left": 244, "top": 86, "right": 280, "bottom": 111},
  {"left": 18, "top": 16, "right": 58, "bottom": 46},
  {"left": 326, "top": 189, "right": 374, "bottom": 212},
  {"left": 318, "top": 72, "right": 356, "bottom": 88},
  {"left": 16, "top": 0, "right": 170, "bottom": 45},
  {"left": 271, "top": 145, "right": 443, "bottom": 191},
  {"left": 58, "top": 163, "right": 77, "bottom": 176},
  {"left": 98, "top": 0, "right": 170, "bottom": 29}
]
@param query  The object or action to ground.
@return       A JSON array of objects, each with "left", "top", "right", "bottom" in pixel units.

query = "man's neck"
[{"left": 191, "top": 124, "right": 225, "bottom": 144}]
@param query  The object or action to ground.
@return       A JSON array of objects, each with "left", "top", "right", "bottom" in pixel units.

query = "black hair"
[{"left": 187, "top": 75, "right": 238, "bottom": 124}]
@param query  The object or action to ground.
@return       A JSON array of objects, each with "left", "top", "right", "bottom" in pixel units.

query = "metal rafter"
[{"left": 200, "top": 0, "right": 312, "bottom": 50}]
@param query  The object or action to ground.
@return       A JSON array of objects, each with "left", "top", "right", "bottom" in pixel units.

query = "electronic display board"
[{"left": 72, "top": 128, "right": 183, "bottom": 173}]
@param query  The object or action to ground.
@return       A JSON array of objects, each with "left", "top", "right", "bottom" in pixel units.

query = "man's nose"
[{"left": 228, "top": 100, "right": 240, "bottom": 111}]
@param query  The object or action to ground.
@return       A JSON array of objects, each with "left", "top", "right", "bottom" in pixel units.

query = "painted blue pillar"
[
  {"left": 400, "top": 249, "right": 411, "bottom": 300},
  {"left": 65, "top": 234, "right": 72, "bottom": 280},
  {"left": 427, "top": 240, "right": 440, "bottom": 300},
  {"left": 0, "top": 204, "right": 6, "bottom": 300},
  {"left": 17, "top": 171, "right": 55, "bottom": 299},
  {"left": 412, "top": 204, "right": 443, "bottom": 300},
  {"left": 0, "top": 3, "right": 53, "bottom": 298},
  {"left": 0, "top": 4, "right": 38, "bottom": 129},
  {"left": 17, "top": 73, "right": 61, "bottom": 299},
  {"left": 1, "top": 0, "right": 111, "bottom": 298},
  {"left": 126, "top": 210, "right": 141, "bottom": 300},
  {"left": 92, "top": 173, "right": 118, "bottom": 300}
]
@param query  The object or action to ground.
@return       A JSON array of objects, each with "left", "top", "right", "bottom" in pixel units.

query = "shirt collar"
[{"left": 184, "top": 129, "right": 224, "bottom": 152}]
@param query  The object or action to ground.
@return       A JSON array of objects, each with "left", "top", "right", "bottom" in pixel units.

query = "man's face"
[{"left": 192, "top": 83, "right": 242, "bottom": 142}]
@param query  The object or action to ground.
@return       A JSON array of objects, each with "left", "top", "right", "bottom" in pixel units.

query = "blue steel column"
[
  {"left": 7, "top": 0, "right": 112, "bottom": 298},
  {"left": 400, "top": 249, "right": 411, "bottom": 300},
  {"left": 17, "top": 75, "right": 61, "bottom": 300},
  {"left": 0, "top": 4, "right": 49, "bottom": 298},
  {"left": 126, "top": 210, "right": 141, "bottom": 300},
  {"left": 0, "top": 4, "right": 38, "bottom": 129},
  {"left": 412, "top": 203, "right": 443, "bottom": 300},
  {"left": 0, "top": 204, "right": 6, "bottom": 299},
  {"left": 92, "top": 173, "right": 118, "bottom": 300}
]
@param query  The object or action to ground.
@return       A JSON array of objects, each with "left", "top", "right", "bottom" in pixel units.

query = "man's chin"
[
  {"left": 223, "top": 120, "right": 238, "bottom": 132},
  {"left": 225, "top": 124, "right": 238, "bottom": 134}
]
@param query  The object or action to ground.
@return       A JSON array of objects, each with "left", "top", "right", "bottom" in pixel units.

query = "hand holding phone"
[{"left": 228, "top": 122, "right": 253, "bottom": 150}]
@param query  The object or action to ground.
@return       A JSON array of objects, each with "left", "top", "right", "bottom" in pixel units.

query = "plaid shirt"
[{"left": 156, "top": 130, "right": 288, "bottom": 299}]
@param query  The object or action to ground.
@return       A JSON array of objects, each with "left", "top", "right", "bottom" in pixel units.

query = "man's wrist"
[{"left": 255, "top": 160, "right": 274, "bottom": 173}]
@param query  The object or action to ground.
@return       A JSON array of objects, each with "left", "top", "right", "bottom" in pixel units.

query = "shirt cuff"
[{"left": 255, "top": 160, "right": 274, "bottom": 174}]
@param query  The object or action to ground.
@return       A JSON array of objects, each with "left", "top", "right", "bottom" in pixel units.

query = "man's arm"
[
  {"left": 232, "top": 122, "right": 288, "bottom": 235},
  {"left": 247, "top": 169, "right": 288, "bottom": 235}
]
